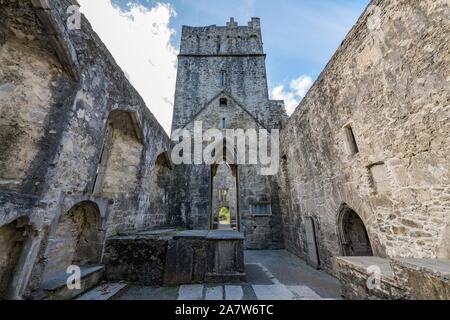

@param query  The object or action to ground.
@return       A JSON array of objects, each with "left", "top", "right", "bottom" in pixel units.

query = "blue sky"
[{"left": 80, "top": 0, "right": 370, "bottom": 132}]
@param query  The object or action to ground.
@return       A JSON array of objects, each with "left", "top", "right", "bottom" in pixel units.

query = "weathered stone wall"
[
  {"left": 104, "top": 229, "right": 246, "bottom": 286},
  {"left": 0, "top": 1, "right": 75, "bottom": 194},
  {"left": 0, "top": 0, "right": 171, "bottom": 299},
  {"left": 279, "top": 0, "right": 450, "bottom": 273},
  {"left": 335, "top": 257, "right": 450, "bottom": 300},
  {"left": 0, "top": 219, "right": 29, "bottom": 299}
]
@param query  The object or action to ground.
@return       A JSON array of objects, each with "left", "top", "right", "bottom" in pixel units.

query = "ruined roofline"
[{"left": 177, "top": 53, "right": 266, "bottom": 57}]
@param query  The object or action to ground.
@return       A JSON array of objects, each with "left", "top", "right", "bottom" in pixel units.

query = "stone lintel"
[
  {"left": 174, "top": 230, "right": 209, "bottom": 240},
  {"left": 206, "top": 230, "right": 245, "bottom": 240}
]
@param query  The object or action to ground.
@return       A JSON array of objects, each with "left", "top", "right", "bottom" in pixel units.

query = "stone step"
[
  {"left": 76, "top": 282, "right": 128, "bottom": 300},
  {"left": 40, "top": 265, "right": 105, "bottom": 300}
]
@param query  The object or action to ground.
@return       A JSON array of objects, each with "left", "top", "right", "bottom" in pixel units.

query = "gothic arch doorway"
[
  {"left": 338, "top": 205, "right": 373, "bottom": 256},
  {"left": 211, "top": 162, "right": 240, "bottom": 231}
]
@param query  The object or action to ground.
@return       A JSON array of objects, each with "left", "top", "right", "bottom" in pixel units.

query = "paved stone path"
[{"left": 114, "top": 250, "right": 341, "bottom": 300}]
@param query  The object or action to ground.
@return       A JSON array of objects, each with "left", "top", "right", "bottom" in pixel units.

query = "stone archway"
[
  {"left": 338, "top": 205, "right": 373, "bottom": 256},
  {"left": 43, "top": 202, "right": 102, "bottom": 280},
  {"left": 0, "top": 217, "right": 31, "bottom": 299},
  {"left": 209, "top": 138, "right": 240, "bottom": 231},
  {"left": 211, "top": 162, "right": 239, "bottom": 230}
]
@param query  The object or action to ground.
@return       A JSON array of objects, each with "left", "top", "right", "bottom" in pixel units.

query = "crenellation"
[{"left": 180, "top": 18, "right": 263, "bottom": 56}]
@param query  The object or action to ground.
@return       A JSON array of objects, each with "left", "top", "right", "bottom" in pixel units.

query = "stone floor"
[{"left": 113, "top": 250, "right": 342, "bottom": 300}]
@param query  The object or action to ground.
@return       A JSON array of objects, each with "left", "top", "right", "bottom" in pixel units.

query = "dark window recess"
[
  {"left": 220, "top": 118, "right": 227, "bottom": 129},
  {"left": 220, "top": 98, "right": 228, "bottom": 107},
  {"left": 220, "top": 71, "right": 226, "bottom": 86},
  {"left": 344, "top": 125, "right": 359, "bottom": 155},
  {"left": 217, "top": 37, "right": 221, "bottom": 52}
]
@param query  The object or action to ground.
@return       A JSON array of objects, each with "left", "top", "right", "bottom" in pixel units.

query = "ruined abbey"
[{"left": 0, "top": 0, "right": 448, "bottom": 300}]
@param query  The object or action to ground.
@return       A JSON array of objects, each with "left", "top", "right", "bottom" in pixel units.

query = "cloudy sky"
[{"left": 78, "top": 0, "right": 369, "bottom": 133}]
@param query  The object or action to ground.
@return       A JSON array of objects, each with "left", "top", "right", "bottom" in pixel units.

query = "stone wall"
[
  {"left": 279, "top": 0, "right": 450, "bottom": 274},
  {"left": 0, "top": 0, "right": 171, "bottom": 299}
]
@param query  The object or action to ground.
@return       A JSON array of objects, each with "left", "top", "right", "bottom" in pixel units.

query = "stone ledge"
[
  {"left": 39, "top": 265, "right": 105, "bottom": 300},
  {"left": 390, "top": 258, "right": 450, "bottom": 300},
  {"left": 335, "top": 257, "right": 407, "bottom": 300},
  {"left": 174, "top": 230, "right": 209, "bottom": 240},
  {"left": 206, "top": 230, "right": 245, "bottom": 240},
  {"left": 335, "top": 256, "right": 450, "bottom": 300}
]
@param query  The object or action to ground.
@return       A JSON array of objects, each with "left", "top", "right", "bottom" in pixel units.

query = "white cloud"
[
  {"left": 270, "top": 75, "right": 314, "bottom": 115},
  {"left": 78, "top": 0, "right": 178, "bottom": 134}
]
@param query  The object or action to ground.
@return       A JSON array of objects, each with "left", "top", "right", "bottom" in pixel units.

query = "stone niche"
[{"left": 103, "top": 229, "right": 246, "bottom": 286}]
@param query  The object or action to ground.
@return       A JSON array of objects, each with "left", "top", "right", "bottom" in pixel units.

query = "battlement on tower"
[{"left": 180, "top": 17, "right": 264, "bottom": 55}]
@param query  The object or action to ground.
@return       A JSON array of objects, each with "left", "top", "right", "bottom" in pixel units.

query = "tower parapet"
[{"left": 180, "top": 17, "right": 263, "bottom": 55}]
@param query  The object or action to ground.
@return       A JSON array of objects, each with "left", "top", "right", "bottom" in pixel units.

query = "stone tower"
[{"left": 170, "top": 18, "right": 287, "bottom": 249}]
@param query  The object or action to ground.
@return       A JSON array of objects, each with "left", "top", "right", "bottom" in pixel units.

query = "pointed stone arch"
[
  {"left": 209, "top": 138, "right": 240, "bottom": 231},
  {"left": 337, "top": 204, "right": 373, "bottom": 256}
]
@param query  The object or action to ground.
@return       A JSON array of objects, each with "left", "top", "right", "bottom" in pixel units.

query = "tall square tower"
[{"left": 170, "top": 18, "right": 286, "bottom": 250}]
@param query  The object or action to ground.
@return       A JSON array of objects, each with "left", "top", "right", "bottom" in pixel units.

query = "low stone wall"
[
  {"left": 103, "top": 229, "right": 245, "bottom": 286},
  {"left": 103, "top": 230, "right": 174, "bottom": 286},
  {"left": 335, "top": 257, "right": 408, "bottom": 300},
  {"left": 391, "top": 258, "right": 450, "bottom": 300},
  {"left": 336, "top": 256, "right": 450, "bottom": 300}
]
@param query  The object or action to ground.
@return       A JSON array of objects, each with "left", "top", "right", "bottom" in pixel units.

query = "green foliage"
[{"left": 219, "top": 207, "right": 230, "bottom": 224}]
